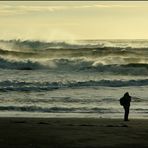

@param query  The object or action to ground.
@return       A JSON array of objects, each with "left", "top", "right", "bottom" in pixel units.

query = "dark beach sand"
[{"left": 0, "top": 117, "right": 148, "bottom": 148}]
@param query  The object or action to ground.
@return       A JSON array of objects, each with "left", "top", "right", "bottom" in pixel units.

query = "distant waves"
[{"left": 0, "top": 79, "right": 148, "bottom": 92}]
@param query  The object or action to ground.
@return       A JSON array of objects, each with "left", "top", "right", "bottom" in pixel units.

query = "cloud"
[
  {"left": 0, "top": 3, "right": 147, "bottom": 16},
  {"left": 94, "top": 4, "right": 142, "bottom": 8},
  {"left": 0, "top": 5, "right": 68, "bottom": 16}
]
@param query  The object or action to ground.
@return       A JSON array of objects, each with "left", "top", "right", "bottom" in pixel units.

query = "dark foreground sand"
[{"left": 0, "top": 117, "right": 148, "bottom": 148}]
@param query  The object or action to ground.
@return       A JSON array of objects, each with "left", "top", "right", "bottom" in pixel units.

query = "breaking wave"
[
  {"left": 0, "top": 57, "right": 148, "bottom": 75},
  {"left": 0, "top": 39, "right": 148, "bottom": 75}
]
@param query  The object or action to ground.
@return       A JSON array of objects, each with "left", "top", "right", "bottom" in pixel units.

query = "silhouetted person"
[{"left": 120, "top": 92, "right": 131, "bottom": 121}]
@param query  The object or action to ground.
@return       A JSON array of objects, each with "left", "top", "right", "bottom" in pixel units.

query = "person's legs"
[{"left": 124, "top": 106, "right": 129, "bottom": 121}]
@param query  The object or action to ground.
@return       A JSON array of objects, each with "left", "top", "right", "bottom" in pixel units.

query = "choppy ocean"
[{"left": 0, "top": 39, "right": 148, "bottom": 118}]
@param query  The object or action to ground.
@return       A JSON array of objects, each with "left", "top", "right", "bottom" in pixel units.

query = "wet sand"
[{"left": 0, "top": 117, "right": 148, "bottom": 148}]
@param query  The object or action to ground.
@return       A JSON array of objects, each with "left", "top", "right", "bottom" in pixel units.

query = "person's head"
[{"left": 124, "top": 92, "right": 129, "bottom": 97}]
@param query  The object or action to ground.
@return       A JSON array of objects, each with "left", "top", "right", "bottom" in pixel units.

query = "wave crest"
[
  {"left": 0, "top": 57, "right": 46, "bottom": 70},
  {"left": 1, "top": 39, "right": 148, "bottom": 51}
]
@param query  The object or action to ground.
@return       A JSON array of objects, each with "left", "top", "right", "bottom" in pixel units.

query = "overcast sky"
[{"left": 0, "top": 1, "right": 148, "bottom": 40}]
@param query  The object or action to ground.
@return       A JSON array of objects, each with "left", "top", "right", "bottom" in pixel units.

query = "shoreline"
[
  {"left": 0, "top": 117, "right": 148, "bottom": 148},
  {"left": 0, "top": 111, "right": 147, "bottom": 119}
]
